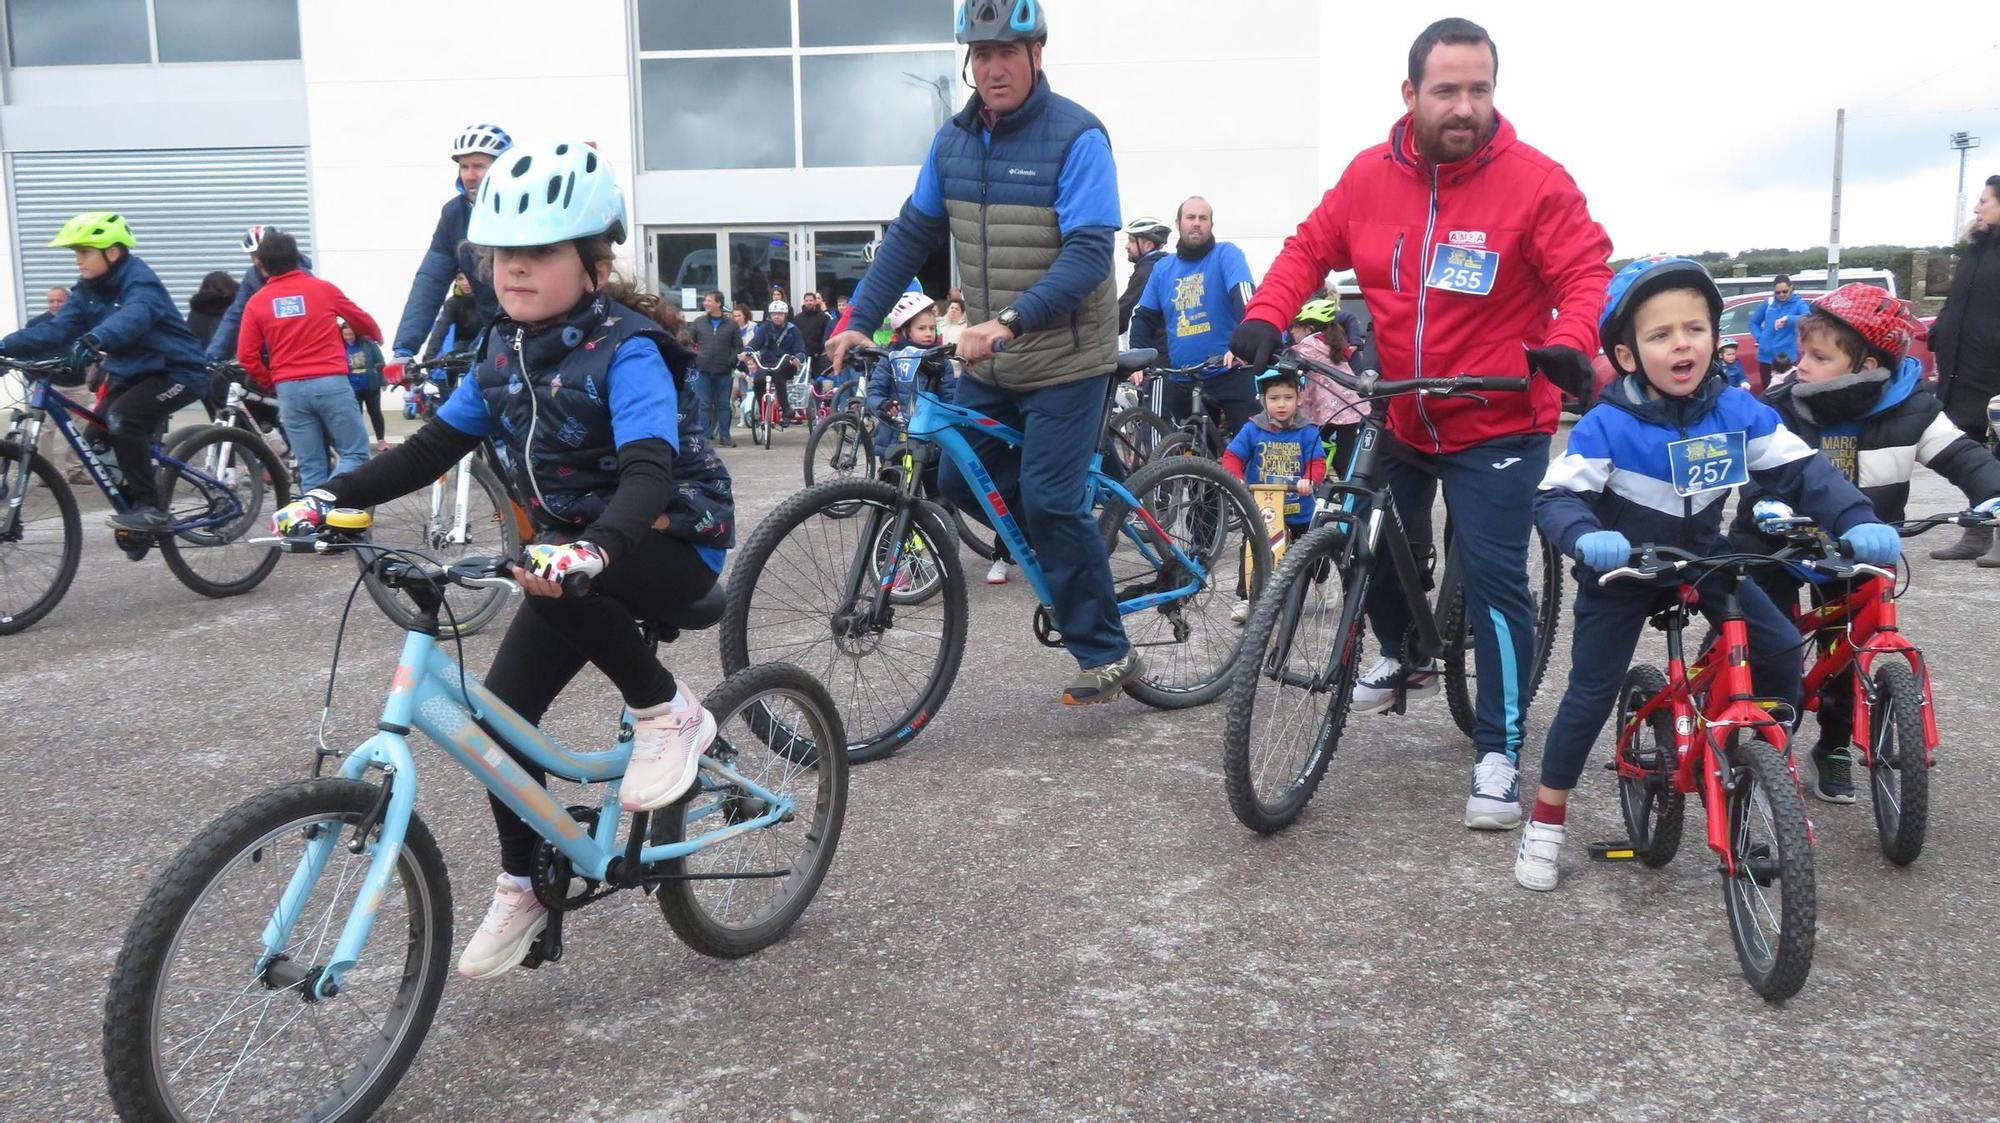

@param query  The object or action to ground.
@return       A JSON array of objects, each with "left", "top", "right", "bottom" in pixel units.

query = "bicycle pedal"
[
  {"left": 1589, "top": 841, "right": 1638, "bottom": 861},
  {"left": 520, "top": 915, "right": 565, "bottom": 969}
]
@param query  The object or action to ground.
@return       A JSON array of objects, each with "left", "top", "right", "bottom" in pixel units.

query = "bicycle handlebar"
[
  {"left": 1276, "top": 349, "right": 1529, "bottom": 399},
  {"left": 259, "top": 530, "right": 581, "bottom": 595},
  {"left": 1149, "top": 357, "right": 1227, "bottom": 378},
  {"left": 1596, "top": 543, "right": 1892, "bottom": 588},
  {"left": 0, "top": 354, "right": 73, "bottom": 377}
]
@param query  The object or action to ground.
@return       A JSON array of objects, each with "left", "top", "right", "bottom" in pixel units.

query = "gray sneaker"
[
  {"left": 108, "top": 505, "right": 169, "bottom": 533},
  {"left": 1062, "top": 649, "right": 1144, "bottom": 705}
]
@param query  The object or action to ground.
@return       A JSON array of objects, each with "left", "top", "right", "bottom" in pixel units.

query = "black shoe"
[
  {"left": 718, "top": 436, "right": 737, "bottom": 447},
  {"left": 1810, "top": 742, "right": 1855, "bottom": 804},
  {"left": 108, "top": 505, "right": 170, "bottom": 533}
]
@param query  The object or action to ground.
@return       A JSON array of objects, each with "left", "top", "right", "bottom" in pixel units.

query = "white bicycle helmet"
[
  {"left": 452, "top": 122, "right": 512, "bottom": 160},
  {"left": 467, "top": 140, "right": 627, "bottom": 248},
  {"left": 240, "top": 224, "right": 282, "bottom": 255},
  {"left": 768, "top": 300, "right": 790, "bottom": 315},
  {"left": 860, "top": 239, "right": 882, "bottom": 264},
  {"left": 1121, "top": 216, "right": 1170, "bottom": 245},
  {"left": 888, "top": 290, "right": 934, "bottom": 332}
]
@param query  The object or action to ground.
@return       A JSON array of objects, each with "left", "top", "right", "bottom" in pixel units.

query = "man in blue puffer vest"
[{"left": 827, "top": 0, "right": 1141, "bottom": 706}]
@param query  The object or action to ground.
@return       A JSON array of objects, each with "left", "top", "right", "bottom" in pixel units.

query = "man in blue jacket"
[
  {"left": 825, "top": 0, "right": 1140, "bottom": 706},
  {"left": 204, "top": 224, "right": 313, "bottom": 362},
  {"left": 1749, "top": 274, "right": 1811, "bottom": 372},
  {"left": 1130, "top": 196, "right": 1259, "bottom": 435},
  {"left": 391, "top": 123, "right": 510, "bottom": 359}
]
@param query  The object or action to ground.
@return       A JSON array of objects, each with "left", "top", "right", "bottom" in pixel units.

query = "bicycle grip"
[
  {"left": 561, "top": 571, "right": 594, "bottom": 597},
  {"left": 1479, "top": 377, "right": 1531, "bottom": 392}
]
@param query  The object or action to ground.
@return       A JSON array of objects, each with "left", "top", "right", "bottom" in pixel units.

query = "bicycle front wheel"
[
  {"left": 1720, "top": 733, "right": 1816, "bottom": 1001},
  {"left": 802, "top": 412, "right": 875, "bottom": 490},
  {"left": 719, "top": 478, "right": 968, "bottom": 762},
  {"left": 1867, "top": 661, "right": 1929, "bottom": 866},
  {"left": 1222, "top": 524, "right": 1363, "bottom": 832},
  {"left": 361, "top": 458, "right": 522, "bottom": 637},
  {"left": 652, "top": 662, "right": 849, "bottom": 958},
  {"left": 157, "top": 426, "right": 288, "bottom": 598},
  {"left": 1442, "top": 527, "right": 1564, "bottom": 741},
  {"left": 1096, "top": 455, "right": 1271, "bottom": 709},
  {"left": 104, "top": 778, "right": 452, "bottom": 1123},
  {"left": 0, "top": 439, "right": 82, "bottom": 634}
]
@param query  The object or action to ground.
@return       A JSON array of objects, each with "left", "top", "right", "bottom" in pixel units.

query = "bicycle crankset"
[
  {"left": 112, "top": 527, "right": 155, "bottom": 561},
  {"left": 529, "top": 805, "right": 617, "bottom": 913}
]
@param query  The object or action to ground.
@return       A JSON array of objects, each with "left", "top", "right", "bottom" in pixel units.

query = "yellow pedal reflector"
[{"left": 1589, "top": 841, "right": 1637, "bottom": 861}]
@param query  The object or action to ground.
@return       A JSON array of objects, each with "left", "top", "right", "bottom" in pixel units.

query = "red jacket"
[
  {"left": 237, "top": 269, "right": 382, "bottom": 387},
  {"left": 1244, "top": 112, "right": 1612, "bottom": 454}
]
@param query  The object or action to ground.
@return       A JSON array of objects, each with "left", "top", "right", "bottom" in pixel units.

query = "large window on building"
[
  {"left": 637, "top": 0, "right": 955, "bottom": 172},
  {"left": 7, "top": 0, "right": 301, "bottom": 66}
]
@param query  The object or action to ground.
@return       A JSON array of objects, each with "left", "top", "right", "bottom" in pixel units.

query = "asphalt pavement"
[{"left": 5, "top": 415, "right": 2000, "bottom": 1122}]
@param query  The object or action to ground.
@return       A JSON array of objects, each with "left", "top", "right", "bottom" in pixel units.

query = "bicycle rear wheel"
[
  {"left": 1105, "top": 406, "right": 1169, "bottom": 476},
  {"left": 1096, "top": 456, "right": 1271, "bottom": 709},
  {"left": 1222, "top": 524, "right": 1362, "bottom": 832},
  {"left": 949, "top": 504, "right": 999, "bottom": 561},
  {"left": 157, "top": 426, "right": 288, "bottom": 598},
  {"left": 1442, "top": 527, "right": 1564, "bottom": 741},
  {"left": 719, "top": 478, "right": 967, "bottom": 762},
  {"left": 104, "top": 779, "right": 452, "bottom": 1123},
  {"left": 0, "top": 439, "right": 82, "bottom": 634},
  {"left": 1867, "top": 661, "right": 1929, "bottom": 866},
  {"left": 1720, "top": 733, "right": 1816, "bottom": 1001},
  {"left": 361, "top": 458, "right": 521, "bottom": 637},
  {"left": 1613, "top": 665, "right": 1685, "bottom": 867},
  {"left": 652, "top": 663, "right": 848, "bottom": 958},
  {"left": 802, "top": 413, "right": 875, "bottom": 490}
]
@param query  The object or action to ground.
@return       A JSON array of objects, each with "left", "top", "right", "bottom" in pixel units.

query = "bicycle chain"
[{"left": 530, "top": 805, "right": 621, "bottom": 912}]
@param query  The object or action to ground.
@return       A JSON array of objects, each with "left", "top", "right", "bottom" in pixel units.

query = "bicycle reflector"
[
  {"left": 326, "top": 508, "right": 373, "bottom": 532},
  {"left": 1589, "top": 841, "right": 1638, "bottom": 861}
]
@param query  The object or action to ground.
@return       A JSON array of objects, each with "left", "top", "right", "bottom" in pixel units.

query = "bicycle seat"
[
  {"left": 648, "top": 581, "right": 726, "bottom": 634},
  {"left": 1115, "top": 349, "right": 1157, "bottom": 375}
]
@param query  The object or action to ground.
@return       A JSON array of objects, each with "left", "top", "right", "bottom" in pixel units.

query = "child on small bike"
[
  {"left": 272, "top": 140, "right": 735, "bottom": 980},
  {"left": 0, "top": 212, "right": 210, "bottom": 532},
  {"left": 1519, "top": 257, "right": 1897, "bottom": 892},
  {"left": 863, "top": 291, "right": 952, "bottom": 463},
  {"left": 1222, "top": 366, "right": 1326, "bottom": 622},
  {"left": 1727, "top": 283, "right": 2000, "bottom": 802}
]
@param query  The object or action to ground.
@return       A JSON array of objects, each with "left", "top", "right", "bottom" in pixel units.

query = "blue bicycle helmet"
[
  {"left": 467, "top": 139, "right": 627, "bottom": 248},
  {"left": 1599, "top": 256, "right": 1723, "bottom": 363},
  {"left": 957, "top": 0, "right": 1046, "bottom": 44}
]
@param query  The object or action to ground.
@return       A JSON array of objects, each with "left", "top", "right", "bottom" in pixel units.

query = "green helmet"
[
  {"left": 50, "top": 211, "right": 135, "bottom": 250},
  {"left": 1295, "top": 298, "right": 1340, "bottom": 325}
]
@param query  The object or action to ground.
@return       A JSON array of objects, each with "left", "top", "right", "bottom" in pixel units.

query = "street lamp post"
[{"left": 1952, "top": 131, "right": 1981, "bottom": 243}]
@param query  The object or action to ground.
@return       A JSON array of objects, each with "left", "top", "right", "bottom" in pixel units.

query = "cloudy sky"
[{"left": 1317, "top": 3, "right": 1997, "bottom": 256}]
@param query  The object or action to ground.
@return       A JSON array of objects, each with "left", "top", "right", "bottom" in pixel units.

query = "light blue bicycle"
[{"left": 104, "top": 526, "right": 848, "bottom": 1123}]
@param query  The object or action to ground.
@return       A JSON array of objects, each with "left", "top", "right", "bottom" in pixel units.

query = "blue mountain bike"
[
  {"left": 104, "top": 527, "right": 848, "bottom": 1122},
  {"left": 719, "top": 344, "right": 1272, "bottom": 762},
  {"left": 1, "top": 356, "right": 287, "bottom": 632}
]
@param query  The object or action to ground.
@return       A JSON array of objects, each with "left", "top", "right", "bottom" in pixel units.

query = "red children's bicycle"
[
  {"left": 1753, "top": 505, "right": 1995, "bottom": 866},
  {"left": 1601, "top": 540, "right": 1872, "bottom": 1002}
]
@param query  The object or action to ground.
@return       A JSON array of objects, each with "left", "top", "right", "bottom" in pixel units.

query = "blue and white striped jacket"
[{"left": 1536, "top": 371, "right": 1876, "bottom": 577}]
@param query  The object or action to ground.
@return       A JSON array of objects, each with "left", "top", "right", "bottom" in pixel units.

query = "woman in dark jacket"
[
  {"left": 185, "top": 270, "right": 239, "bottom": 349},
  {"left": 1928, "top": 175, "right": 2000, "bottom": 560}
]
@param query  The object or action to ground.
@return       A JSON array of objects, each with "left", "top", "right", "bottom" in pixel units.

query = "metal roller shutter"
[{"left": 11, "top": 147, "right": 310, "bottom": 318}]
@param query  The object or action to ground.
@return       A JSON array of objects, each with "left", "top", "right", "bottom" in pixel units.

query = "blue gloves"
[
  {"left": 1840, "top": 523, "right": 1900, "bottom": 567},
  {"left": 1974, "top": 496, "right": 2000, "bottom": 517},
  {"left": 1575, "top": 530, "right": 1632, "bottom": 571}
]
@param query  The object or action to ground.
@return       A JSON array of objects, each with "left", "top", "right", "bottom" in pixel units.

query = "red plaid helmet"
[{"left": 1811, "top": 283, "right": 1916, "bottom": 366}]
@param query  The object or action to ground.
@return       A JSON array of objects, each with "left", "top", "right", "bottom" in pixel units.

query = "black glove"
[
  {"left": 1527, "top": 344, "right": 1595, "bottom": 402},
  {"left": 1229, "top": 319, "right": 1283, "bottom": 370},
  {"left": 66, "top": 335, "right": 101, "bottom": 378}
]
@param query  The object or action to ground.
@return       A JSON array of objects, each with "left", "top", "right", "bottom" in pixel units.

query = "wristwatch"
[{"left": 996, "top": 306, "right": 1022, "bottom": 337}]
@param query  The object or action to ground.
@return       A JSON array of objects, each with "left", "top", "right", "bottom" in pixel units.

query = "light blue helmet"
[{"left": 466, "top": 140, "right": 627, "bottom": 248}]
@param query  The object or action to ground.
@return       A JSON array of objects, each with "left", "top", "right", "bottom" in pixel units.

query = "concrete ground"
[{"left": 5, "top": 415, "right": 2000, "bottom": 1121}]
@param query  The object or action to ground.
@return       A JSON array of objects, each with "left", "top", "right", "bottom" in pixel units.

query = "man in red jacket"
[
  {"left": 1231, "top": 17, "right": 1612, "bottom": 831},
  {"left": 238, "top": 230, "right": 384, "bottom": 491}
]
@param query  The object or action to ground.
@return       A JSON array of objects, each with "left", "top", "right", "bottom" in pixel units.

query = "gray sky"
[{"left": 1322, "top": 3, "right": 1997, "bottom": 254}]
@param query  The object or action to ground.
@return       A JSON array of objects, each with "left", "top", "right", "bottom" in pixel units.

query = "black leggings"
[
  {"left": 92, "top": 375, "right": 192, "bottom": 508},
  {"left": 354, "top": 389, "right": 386, "bottom": 442},
  {"left": 481, "top": 530, "right": 720, "bottom": 874}
]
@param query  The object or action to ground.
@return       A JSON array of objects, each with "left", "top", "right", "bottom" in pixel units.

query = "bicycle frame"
[
  {"left": 1614, "top": 586, "right": 1796, "bottom": 873},
  {"left": 262, "top": 621, "right": 794, "bottom": 999},
  {"left": 1791, "top": 574, "right": 1939, "bottom": 765}
]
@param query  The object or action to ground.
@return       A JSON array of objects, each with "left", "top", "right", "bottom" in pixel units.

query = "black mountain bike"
[{"left": 1222, "top": 351, "right": 1563, "bottom": 833}]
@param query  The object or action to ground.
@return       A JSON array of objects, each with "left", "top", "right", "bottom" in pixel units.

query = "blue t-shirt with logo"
[
  {"left": 1136, "top": 243, "right": 1256, "bottom": 372},
  {"left": 1226, "top": 417, "right": 1324, "bottom": 526}
]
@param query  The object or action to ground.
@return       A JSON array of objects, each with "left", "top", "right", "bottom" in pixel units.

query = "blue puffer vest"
[
  {"left": 932, "top": 76, "right": 1118, "bottom": 390},
  {"left": 474, "top": 295, "right": 733, "bottom": 549}
]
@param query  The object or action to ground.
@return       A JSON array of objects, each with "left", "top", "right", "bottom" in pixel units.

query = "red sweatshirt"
[
  {"left": 1242, "top": 112, "right": 1612, "bottom": 454},
  {"left": 237, "top": 269, "right": 383, "bottom": 387}
]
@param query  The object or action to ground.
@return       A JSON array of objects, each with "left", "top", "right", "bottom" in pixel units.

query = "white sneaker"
[
  {"left": 986, "top": 558, "right": 1013, "bottom": 585},
  {"left": 1230, "top": 599, "right": 1251, "bottom": 625},
  {"left": 621, "top": 700, "right": 716, "bottom": 811},
  {"left": 1349, "top": 655, "right": 1441, "bottom": 714},
  {"left": 457, "top": 874, "right": 548, "bottom": 980},
  {"left": 1514, "top": 820, "right": 1566, "bottom": 891},
  {"left": 1465, "top": 753, "right": 1523, "bottom": 830}
]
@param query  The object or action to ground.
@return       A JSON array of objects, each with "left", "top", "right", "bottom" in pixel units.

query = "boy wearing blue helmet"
[
  {"left": 272, "top": 140, "right": 734, "bottom": 978},
  {"left": 1514, "top": 257, "right": 1896, "bottom": 892}
]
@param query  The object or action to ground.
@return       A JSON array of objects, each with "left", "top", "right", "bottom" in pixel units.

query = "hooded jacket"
[
  {"left": 1, "top": 253, "right": 208, "bottom": 393},
  {"left": 1729, "top": 357, "right": 2000, "bottom": 545},
  {"left": 1932, "top": 228, "right": 2000, "bottom": 431},
  {"left": 1537, "top": 370, "right": 1875, "bottom": 581},
  {"left": 1243, "top": 111, "right": 1612, "bottom": 455}
]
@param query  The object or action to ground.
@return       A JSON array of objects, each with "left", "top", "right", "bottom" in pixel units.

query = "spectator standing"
[
  {"left": 1749, "top": 274, "right": 1811, "bottom": 379},
  {"left": 689, "top": 290, "right": 739, "bottom": 446},
  {"left": 26, "top": 286, "right": 67, "bottom": 329},
  {"left": 794, "top": 290, "right": 833, "bottom": 378},
  {"left": 1131, "top": 196, "right": 1260, "bottom": 434},
  {"left": 939, "top": 296, "right": 970, "bottom": 347},
  {"left": 343, "top": 320, "right": 389, "bottom": 450},
  {"left": 237, "top": 231, "right": 383, "bottom": 491},
  {"left": 1929, "top": 174, "right": 2000, "bottom": 561},
  {"left": 185, "top": 271, "right": 237, "bottom": 349},
  {"left": 421, "top": 273, "right": 485, "bottom": 360}
]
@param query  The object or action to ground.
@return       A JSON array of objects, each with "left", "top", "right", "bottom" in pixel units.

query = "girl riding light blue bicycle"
[{"left": 269, "top": 139, "right": 735, "bottom": 981}]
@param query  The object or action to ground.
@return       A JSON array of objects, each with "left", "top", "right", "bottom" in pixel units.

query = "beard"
[
  {"left": 1177, "top": 230, "right": 1213, "bottom": 257},
  {"left": 1413, "top": 112, "right": 1490, "bottom": 164}
]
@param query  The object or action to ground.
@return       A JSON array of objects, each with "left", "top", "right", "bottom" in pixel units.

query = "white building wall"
[{"left": 297, "top": 0, "right": 637, "bottom": 345}]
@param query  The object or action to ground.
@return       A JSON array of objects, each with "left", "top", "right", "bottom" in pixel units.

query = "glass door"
[
  {"left": 649, "top": 228, "right": 794, "bottom": 316},
  {"left": 808, "top": 226, "right": 881, "bottom": 308}
]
